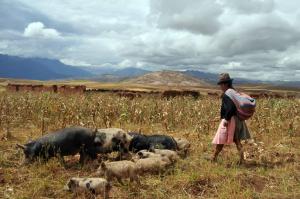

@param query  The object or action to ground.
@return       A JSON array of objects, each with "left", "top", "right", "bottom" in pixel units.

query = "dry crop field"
[{"left": 0, "top": 91, "right": 299, "bottom": 199}]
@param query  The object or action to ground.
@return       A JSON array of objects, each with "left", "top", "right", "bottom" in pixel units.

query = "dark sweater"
[{"left": 221, "top": 94, "right": 237, "bottom": 121}]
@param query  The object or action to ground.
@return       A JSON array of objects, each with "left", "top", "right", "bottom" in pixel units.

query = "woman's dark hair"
[
  {"left": 221, "top": 80, "right": 234, "bottom": 89},
  {"left": 220, "top": 81, "right": 234, "bottom": 98},
  {"left": 227, "top": 80, "right": 234, "bottom": 89},
  {"left": 221, "top": 80, "right": 235, "bottom": 98}
]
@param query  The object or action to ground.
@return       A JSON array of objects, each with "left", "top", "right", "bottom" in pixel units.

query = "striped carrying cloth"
[{"left": 225, "top": 88, "right": 256, "bottom": 120}]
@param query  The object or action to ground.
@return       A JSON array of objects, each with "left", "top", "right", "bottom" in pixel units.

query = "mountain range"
[
  {"left": 0, "top": 54, "right": 299, "bottom": 88},
  {"left": 0, "top": 54, "right": 91, "bottom": 80}
]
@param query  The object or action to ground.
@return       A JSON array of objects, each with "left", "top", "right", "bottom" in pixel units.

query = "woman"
[{"left": 211, "top": 73, "right": 251, "bottom": 164}]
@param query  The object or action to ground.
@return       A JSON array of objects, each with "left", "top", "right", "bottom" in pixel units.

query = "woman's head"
[
  {"left": 219, "top": 81, "right": 233, "bottom": 92},
  {"left": 217, "top": 73, "right": 233, "bottom": 92}
]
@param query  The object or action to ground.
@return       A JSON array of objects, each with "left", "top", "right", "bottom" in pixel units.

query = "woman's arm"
[{"left": 221, "top": 95, "right": 237, "bottom": 121}]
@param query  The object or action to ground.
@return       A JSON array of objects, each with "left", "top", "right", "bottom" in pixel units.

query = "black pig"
[
  {"left": 128, "top": 132, "right": 177, "bottom": 153},
  {"left": 17, "top": 127, "right": 97, "bottom": 165}
]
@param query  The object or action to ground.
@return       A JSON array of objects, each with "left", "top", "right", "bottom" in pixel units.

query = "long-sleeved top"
[{"left": 220, "top": 94, "right": 237, "bottom": 121}]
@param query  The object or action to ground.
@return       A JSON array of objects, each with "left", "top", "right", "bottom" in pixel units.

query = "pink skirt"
[{"left": 212, "top": 116, "right": 236, "bottom": 145}]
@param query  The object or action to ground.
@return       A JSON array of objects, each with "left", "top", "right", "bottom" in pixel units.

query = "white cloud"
[
  {"left": 0, "top": 41, "right": 8, "bottom": 49},
  {"left": 213, "top": 13, "right": 300, "bottom": 56},
  {"left": 118, "top": 59, "right": 134, "bottom": 68},
  {"left": 60, "top": 58, "right": 92, "bottom": 67},
  {"left": 222, "top": 0, "right": 275, "bottom": 14},
  {"left": 24, "top": 22, "right": 60, "bottom": 39},
  {"left": 0, "top": 0, "right": 300, "bottom": 81},
  {"left": 222, "top": 62, "right": 242, "bottom": 70},
  {"left": 150, "top": 0, "right": 223, "bottom": 35}
]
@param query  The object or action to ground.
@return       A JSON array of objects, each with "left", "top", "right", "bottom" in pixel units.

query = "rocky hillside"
[{"left": 124, "top": 71, "right": 210, "bottom": 87}]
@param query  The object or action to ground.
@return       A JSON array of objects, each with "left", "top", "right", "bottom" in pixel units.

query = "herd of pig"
[{"left": 16, "top": 127, "right": 191, "bottom": 198}]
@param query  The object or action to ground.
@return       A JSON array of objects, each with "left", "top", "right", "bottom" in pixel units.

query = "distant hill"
[
  {"left": 270, "top": 81, "right": 300, "bottom": 89},
  {"left": 182, "top": 70, "right": 218, "bottom": 84},
  {"left": 0, "top": 54, "right": 150, "bottom": 81},
  {"left": 110, "top": 67, "right": 149, "bottom": 78},
  {"left": 90, "top": 67, "right": 150, "bottom": 82},
  {"left": 183, "top": 70, "right": 263, "bottom": 85},
  {"left": 183, "top": 70, "right": 300, "bottom": 88},
  {"left": 124, "top": 71, "right": 210, "bottom": 87},
  {"left": 0, "top": 54, "right": 92, "bottom": 80},
  {"left": 83, "top": 67, "right": 117, "bottom": 76}
]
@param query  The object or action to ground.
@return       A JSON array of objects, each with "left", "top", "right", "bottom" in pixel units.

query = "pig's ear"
[
  {"left": 92, "top": 128, "right": 97, "bottom": 136},
  {"left": 16, "top": 144, "right": 26, "bottom": 150},
  {"left": 101, "top": 162, "right": 106, "bottom": 169},
  {"left": 68, "top": 179, "right": 78, "bottom": 190},
  {"left": 65, "top": 179, "right": 72, "bottom": 190},
  {"left": 137, "top": 152, "right": 143, "bottom": 158},
  {"left": 149, "top": 145, "right": 155, "bottom": 151}
]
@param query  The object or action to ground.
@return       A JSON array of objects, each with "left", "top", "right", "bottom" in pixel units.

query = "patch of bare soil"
[
  {"left": 184, "top": 176, "right": 217, "bottom": 197},
  {"left": 237, "top": 173, "right": 269, "bottom": 193}
]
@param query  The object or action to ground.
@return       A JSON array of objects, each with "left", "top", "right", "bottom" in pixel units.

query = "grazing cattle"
[
  {"left": 128, "top": 132, "right": 178, "bottom": 152},
  {"left": 134, "top": 156, "right": 171, "bottom": 174},
  {"left": 16, "top": 127, "right": 98, "bottom": 165},
  {"left": 174, "top": 137, "right": 191, "bottom": 157},
  {"left": 94, "top": 128, "right": 133, "bottom": 159},
  {"left": 64, "top": 177, "right": 111, "bottom": 198},
  {"left": 96, "top": 160, "right": 140, "bottom": 185}
]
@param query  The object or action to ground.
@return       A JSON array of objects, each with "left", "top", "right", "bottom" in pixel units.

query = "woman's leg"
[
  {"left": 234, "top": 139, "right": 244, "bottom": 164},
  {"left": 212, "top": 144, "right": 224, "bottom": 161}
]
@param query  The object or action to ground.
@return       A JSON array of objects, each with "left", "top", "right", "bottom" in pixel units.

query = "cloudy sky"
[{"left": 0, "top": 0, "right": 300, "bottom": 81}]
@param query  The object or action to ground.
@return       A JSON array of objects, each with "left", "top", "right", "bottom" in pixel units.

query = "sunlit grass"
[{"left": 0, "top": 92, "right": 299, "bottom": 198}]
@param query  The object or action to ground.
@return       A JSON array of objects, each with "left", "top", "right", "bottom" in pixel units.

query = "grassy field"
[{"left": 0, "top": 91, "right": 299, "bottom": 199}]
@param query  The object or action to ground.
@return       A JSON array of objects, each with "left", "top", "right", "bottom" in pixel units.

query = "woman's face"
[{"left": 219, "top": 83, "right": 228, "bottom": 92}]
